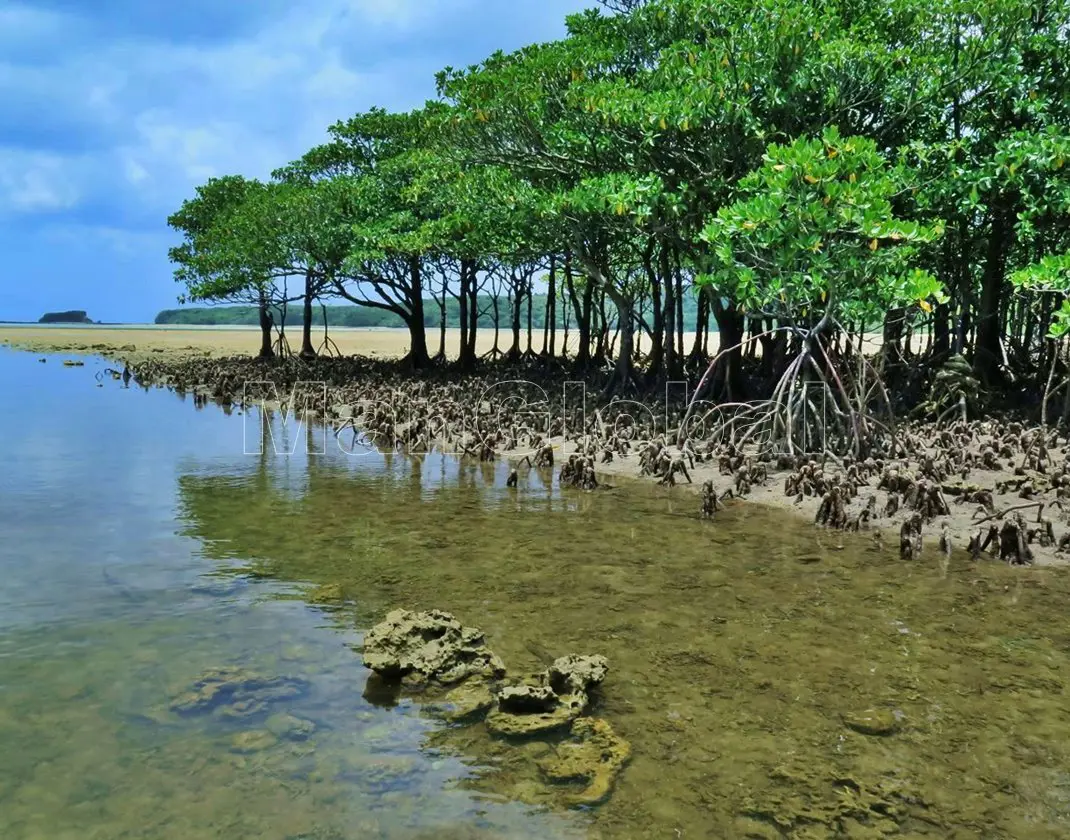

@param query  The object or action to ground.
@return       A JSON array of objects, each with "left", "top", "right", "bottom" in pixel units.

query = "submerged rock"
[
  {"left": 170, "top": 666, "right": 308, "bottom": 718},
  {"left": 843, "top": 708, "right": 900, "bottom": 736},
  {"left": 266, "top": 712, "right": 317, "bottom": 741},
  {"left": 538, "top": 717, "right": 631, "bottom": 807},
  {"left": 189, "top": 577, "right": 247, "bottom": 597},
  {"left": 307, "top": 583, "right": 346, "bottom": 605},
  {"left": 361, "top": 609, "right": 506, "bottom": 687},
  {"left": 230, "top": 729, "right": 278, "bottom": 753},
  {"left": 486, "top": 703, "right": 578, "bottom": 738},
  {"left": 425, "top": 680, "right": 497, "bottom": 723}
]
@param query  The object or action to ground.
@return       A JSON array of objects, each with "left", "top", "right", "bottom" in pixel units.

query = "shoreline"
[{"left": 7, "top": 335, "right": 1068, "bottom": 568}]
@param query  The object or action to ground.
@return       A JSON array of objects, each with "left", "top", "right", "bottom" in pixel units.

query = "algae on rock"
[
  {"left": 486, "top": 654, "right": 608, "bottom": 738},
  {"left": 360, "top": 609, "right": 506, "bottom": 687},
  {"left": 538, "top": 717, "right": 631, "bottom": 807},
  {"left": 169, "top": 666, "right": 309, "bottom": 719}
]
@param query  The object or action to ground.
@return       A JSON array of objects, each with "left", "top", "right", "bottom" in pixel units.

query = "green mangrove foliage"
[{"left": 167, "top": 0, "right": 1070, "bottom": 415}]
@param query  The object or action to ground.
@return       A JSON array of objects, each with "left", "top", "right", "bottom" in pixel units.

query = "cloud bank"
[{"left": 0, "top": 0, "right": 591, "bottom": 321}]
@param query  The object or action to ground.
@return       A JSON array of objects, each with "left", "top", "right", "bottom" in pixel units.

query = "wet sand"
[
  {"left": 0, "top": 323, "right": 886, "bottom": 363},
  {"left": 1, "top": 325, "right": 478, "bottom": 360},
  {"left": 0, "top": 324, "right": 692, "bottom": 361}
]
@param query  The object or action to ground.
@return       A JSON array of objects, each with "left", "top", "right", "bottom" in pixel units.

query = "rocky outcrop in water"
[
  {"left": 361, "top": 608, "right": 506, "bottom": 688},
  {"left": 361, "top": 608, "right": 628, "bottom": 808}
]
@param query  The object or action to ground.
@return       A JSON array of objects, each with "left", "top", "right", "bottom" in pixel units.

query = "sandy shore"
[
  {"left": 0, "top": 323, "right": 719, "bottom": 359},
  {"left": 0, "top": 324, "right": 707, "bottom": 361},
  {"left": 0, "top": 324, "right": 888, "bottom": 366},
  {"left": 0, "top": 325, "right": 470, "bottom": 360}
]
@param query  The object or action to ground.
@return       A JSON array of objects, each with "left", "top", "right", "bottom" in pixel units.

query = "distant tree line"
[{"left": 156, "top": 294, "right": 703, "bottom": 331}]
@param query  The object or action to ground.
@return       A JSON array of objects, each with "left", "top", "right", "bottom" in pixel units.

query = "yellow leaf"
[
  {"left": 822, "top": 196, "right": 830, "bottom": 205},
  {"left": 812, "top": 240, "right": 823, "bottom": 252},
  {"left": 1056, "top": 157, "right": 1065, "bottom": 169},
  {"left": 779, "top": 290, "right": 786, "bottom": 302},
  {"left": 869, "top": 239, "right": 878, "bottom": 251},
  {"left": 682, "top": 118, "right": 690, "bottom": 130},
  {"left": 773, "top": 164, "right": 787, "bottom": 172},
  {"left": 1029, "top": 90, "right": 1038, "bottom": 101},
  {"left": 743, "top": 82, "right": 750, "bottom": 92},
  {"left": 827, "top": 147, "right": 838, "bottom": 159},
  {"left": 721, "top": 55, "right": 729, "bottom": 67},
  {"left": 848, "top": 172, "right": 856, "bottom": 183},
  {"left": 820, "top": 290, "right": 827, "bottom": 301},
  {"left": 659, "top": 117, "right": 667, "bottom": 130},
  {"left": 615, "top": 203, "right": 626, "bottom": 215},
  {"left": 688, "top": 52, "right": 697, "bottom": 67},
  {"left": 919, "top": 300, "right": 932, "bottom": 313},
  {"left": 804, "top": 174, "right": 819, "bottom": 184}
]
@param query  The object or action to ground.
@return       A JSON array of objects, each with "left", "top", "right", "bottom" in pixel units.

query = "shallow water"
[{"left": 2, "top": 349, "right": 1070, "bottom": 839}]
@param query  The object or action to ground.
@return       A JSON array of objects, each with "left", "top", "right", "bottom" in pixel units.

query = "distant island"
[{"left": 39, "top": 310, "right": 95, "bottom": 324}]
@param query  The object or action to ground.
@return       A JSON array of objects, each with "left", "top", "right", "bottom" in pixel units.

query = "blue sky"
[{"left": 0, "top": 0, "right": 592, "bottom": 322}]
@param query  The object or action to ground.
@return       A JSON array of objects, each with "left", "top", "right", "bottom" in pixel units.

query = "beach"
[{"left": 0, "top": 323, "right": 890, "bottom": 364}]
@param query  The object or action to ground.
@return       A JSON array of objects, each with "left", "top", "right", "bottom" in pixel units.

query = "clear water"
[{"left": 3, "top": 348, "right": 1070, "bottom": 839}]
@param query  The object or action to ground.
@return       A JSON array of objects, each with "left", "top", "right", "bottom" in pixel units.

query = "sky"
[{"left": 0, "top": 0, "right": 593, "bottom": 323}]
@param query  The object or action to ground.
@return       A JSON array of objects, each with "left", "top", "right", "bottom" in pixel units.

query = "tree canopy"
[{"left": 167, "top": 0, "right": 1070, "bottom": 405}]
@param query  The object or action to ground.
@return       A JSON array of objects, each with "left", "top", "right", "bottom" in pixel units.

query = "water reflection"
[{"left": 0, "top": 350, "right": 587, "bottom": 840}]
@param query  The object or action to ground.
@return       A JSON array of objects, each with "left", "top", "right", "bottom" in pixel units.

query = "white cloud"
[
  {"left": 0, "top": 149, "right": 81, "bottom": 213},
  {"left": 123, "top": 155, "right": 149, "bottom": 185}
]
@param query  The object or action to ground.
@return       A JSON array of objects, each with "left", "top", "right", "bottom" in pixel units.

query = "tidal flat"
[{"left": 3, "top": 346, "right": 1070, "bottom": 839}]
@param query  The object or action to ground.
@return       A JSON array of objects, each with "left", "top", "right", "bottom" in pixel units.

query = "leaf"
[
  {"left": 869, "top": 239, "right": 878, "bottom": 251},
  {"left": 804, "top": 174, "right": 819, "bottom": 184},
  {"left": 848, "top": 173, "right": 856, "bottom": 183},
  {"left": 919, "top": 299, "right": 932, "bottom": 313}
]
